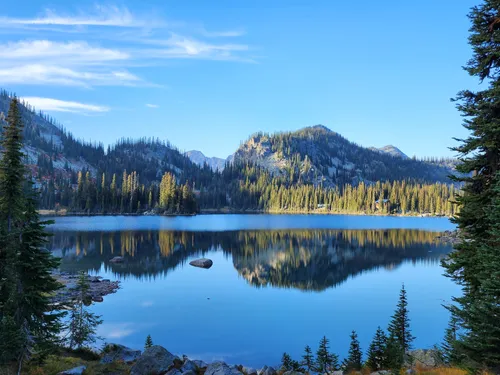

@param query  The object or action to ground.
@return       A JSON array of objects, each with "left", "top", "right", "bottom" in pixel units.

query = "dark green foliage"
[
  {"left": 0, "top": 98, "right": 63, "bottom": 370},
  {"left": 441, "top": 0, "right": 500, "bottom": 372},
  {"left": 1, "top": 92, "right": 459, "bottom": 217},
  {"left": 316, "top": 336, "right": 339, "bottom": 373},
  {"left": 145, "top": 335, "right": 153, "bottom": 350},
  {"left": 383, "top": 335, "right": 404, "bottom": 374},
  {"left": 440, "top": 316, "right": 462, "bottom": 366},
  {"left": 366, "top": 327, "right": 387, "bottom": 371},
  {"left": 281, "top": 352, "right": 293, "bottom": 372},
  {"left": 343, "top": 330, "right": 363, "bottom": 372},
  {"left": 302, "top": 345, "right": 315, "bottom": 373},
  {"left": 388, "top": 284, "right": 414, "bottom": 353},
  {"left": 67, "top": 273, "right": 103, "bottom": 349}
]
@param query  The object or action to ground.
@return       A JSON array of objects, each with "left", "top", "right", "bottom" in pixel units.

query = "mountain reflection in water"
[{"left": 48, "top": 229, "right": 452, "bottom": 291}]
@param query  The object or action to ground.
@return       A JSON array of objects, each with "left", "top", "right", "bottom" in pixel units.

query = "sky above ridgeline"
[{"left": 0, "top": 0, "right": 479, "bottom": 159}]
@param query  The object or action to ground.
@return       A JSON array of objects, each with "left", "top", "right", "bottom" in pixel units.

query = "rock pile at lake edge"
[
  {"left": 435, "top": 230, "right": 460, "bottom": 244},
  {"left": 52, "top": 272, "right": 120, "bottom": 305},
  {"left": 57, "top": 344, "right": 442, "bottom": 375}
]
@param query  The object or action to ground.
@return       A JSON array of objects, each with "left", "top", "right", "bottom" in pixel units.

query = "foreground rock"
[
  {"left": 189, "top": 258, "right": 214, "bottom": 269},
  {"left": 205, "top": 362, "right": 243, "bottom": 375},
  {"left": 130, "top": 345, "right": 180, "bottom": 375},
  {"left": 243, "top": 366, "right": 258, "bottom": 375},
  {"left": 258, "top": 366, "right": 277, "bottom": 375},
  {"left": 52, "top": 272, "right": 120, "bottom": 305},
  {"left": 58, "top": 366, "right": 86, "bottom": 375},
  {"left": 407, "top": 349, "right": 442, "bottom": 368},
  {"left": 181, "top": 359, "right": 199, "bottom": 373},
  {"left": 101, "top": 343, "right": 141, "bottom": 364}
]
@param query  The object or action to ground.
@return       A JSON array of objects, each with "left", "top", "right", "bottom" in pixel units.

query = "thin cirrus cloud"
[
  {"left": 145, "top": 104, "right": 159, "bottom": 108},
  {"left": 0, "top": 40, "right": 129, "bottom": 62},
  {"left": 0, "top": 5, "right": 254, "bottom": 89},
  {"left": 0, "top": 5, "right": 163, "bottom": 28},
  {"left": 21, "top": 97, "right": 110, "bottom": 114},
  {"left": 0, "top": 65, "right": 141, "bottom": 87}
]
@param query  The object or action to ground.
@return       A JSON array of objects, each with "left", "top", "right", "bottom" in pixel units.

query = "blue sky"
[{"left": 0, "top": 0, "right": 478, "bottom": 158}]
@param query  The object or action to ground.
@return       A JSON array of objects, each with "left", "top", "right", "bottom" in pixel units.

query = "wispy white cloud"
[
  {"left": 0, "top": 40, "right": 128, "bottom": 62},
  {"left": 145, "top": 104, "right": 159, "bottom": 109},
  {"left": 22, "top": 97, "right": 109, "bottom": 114},
  {"left": 0, "top": 5, "right": 163, "bottom": 28},
  {"left": 0, "top": 5, "right": 255, "bottom": 88},
  {"left": 143, "top": 34, "right": 252, "bottom": 62},
  {"left": 0, "top": 64, "right": 142, "bottom": 87},
  {"left": 201, "top": 28, "right": 246, "bottom": 38}
]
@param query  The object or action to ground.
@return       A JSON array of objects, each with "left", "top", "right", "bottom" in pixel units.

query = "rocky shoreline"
[
  {"left": 435, "top": 230, "right": 460, "bottom": 245},
  {"left": 57, "top": 344, "right": 442, "bottom": 375},
  {"left": 52, "top": 272, "right": 120, "bottom": 306}
]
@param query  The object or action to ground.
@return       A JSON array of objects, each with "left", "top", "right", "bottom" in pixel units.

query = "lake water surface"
[{"left": 47, "top": 214, "right": 458, "bottom": 367}]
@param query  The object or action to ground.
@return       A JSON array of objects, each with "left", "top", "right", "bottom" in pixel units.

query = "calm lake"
[{"left": 46, "top": 214, "right": 458, "bottom": 367}]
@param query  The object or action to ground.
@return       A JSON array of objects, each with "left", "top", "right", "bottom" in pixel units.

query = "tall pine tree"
[
  {"left": 366, "top": 327, "right": 388, "bottom": 371},
  {"left": 0, "top": 98, "right": 63, "bottom": 370},
  {"left": 343, "top": 330, "right": 362, "bottom": 372},
  {"left": 442, "top": 0, "right": 500, "bottom": 371},
  {"left": 388, "top": 284, "right": 414, "bottom": 353}
]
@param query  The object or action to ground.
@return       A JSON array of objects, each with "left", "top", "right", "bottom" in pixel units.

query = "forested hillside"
[
  {"left": 0, "top": 91, "right": 459, "bottom": 215},
  {"left": 234, "top": 125, "right": 454, "bottom": 186}
]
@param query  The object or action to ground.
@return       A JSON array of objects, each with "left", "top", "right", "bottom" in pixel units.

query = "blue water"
[{"left": 47, "top": 214, "right": 458, "bottom": 368}]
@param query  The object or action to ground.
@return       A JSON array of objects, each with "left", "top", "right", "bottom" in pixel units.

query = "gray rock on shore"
[
  {"left": 189, "top": 258, "right": 214, "bottom": 269},
  {"left": 243, "top": 366, "right": 258, "bottom": 375},
  {"left": 205, "top": 361, "right": 243, "bottom": 375},
  {"left": 130, "top": 345, "right": 180, "bottom": 375},
  {"left": 258, "top": 366, "right": 277, "bottom": 375},
  {"left": 101, "top": 343, "right": 141, "bottom": 364},
  {"left": 181, "top": 359, "right": 199, "bottom": 373}
]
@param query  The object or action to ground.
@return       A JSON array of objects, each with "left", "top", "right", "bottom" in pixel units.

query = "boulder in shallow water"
[
  {"left": 189, "top": 258, "right": 213, "bottom": 269},
  {"left": 101, "top": 343, "right": 141, "bottom": 364},
  {"left": 130, "top": 345, "right": 179, "bottom": 375},
  {"left": 205, "top": 361, "right": 243, "bottom": 375},
  {"left": 58, "top": 365, "right": 86, "bottom": 375},
  {"left": 109, "top": 256, "right": 124, "bottom": 263}
]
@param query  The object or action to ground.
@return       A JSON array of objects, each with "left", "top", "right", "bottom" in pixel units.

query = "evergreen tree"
[
  {"left": 302, "top": 345, "right": 315, "bottom": 373},
  {"left": 67, "top": 273, "right": 103, "bottom": 349},
  {"left": 316, "top": 336, "right": 339, "bottom": 373},
  {"left": 343, "top": 330, "right": 362, "bottom": 372},
  {"left": 366, "top": 327, "right": 387, "bottom": 371},
  {"left": 441, "top": 1, "right": 500, "bottom": 371},
  {"left": 383, "top": 335, "right": 404, "bottom": 375},
  {"left": 0, "top": 98, "right": 63, "bottom": 370},
  {"left": 281, "top": 352, "right": 293, "bottom": 371},
  {"left": 440, "top": 316, "right": 461, "bottom": 366},
  {"left": 145, "top": 334, "right": 153, "bottom": 350},
  {"left": 388, "top": 284, "right": 414, "bottom": 353}
]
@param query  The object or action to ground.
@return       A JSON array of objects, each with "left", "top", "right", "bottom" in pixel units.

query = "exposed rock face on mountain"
[
  {"left": 0, "top": 92, "right": 208, "bottom": 186},
  {"left": 186, "top": 150, "right": 228, "bottom": 171},
  {"left": 233, "top": 125, "right": 454, "bottom": 186},
  {"left": 0, "top": 92, "right": 97, "bottom": 179},
  {"left": 370, "top": 145, "right": 409, "bottom": 159}
]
